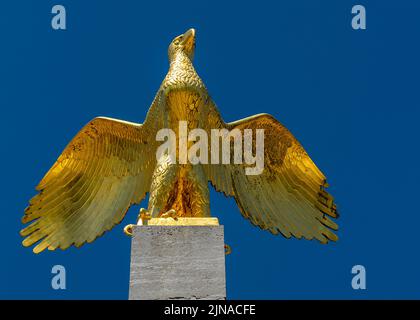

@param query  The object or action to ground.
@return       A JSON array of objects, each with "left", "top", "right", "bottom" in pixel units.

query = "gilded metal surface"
[
  {"left": 146, "top": 217, "right": 219, "bottom": 226},
  {"left": 21, "top": 28, "right": 338, "bottom": 253},
  {"left": 224, "top": 244, "right": 232, "bottom": 255}
]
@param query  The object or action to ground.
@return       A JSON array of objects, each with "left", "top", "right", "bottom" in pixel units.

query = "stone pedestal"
[{"left": 128, "top": 220, "right": 226, "bottom": 300}]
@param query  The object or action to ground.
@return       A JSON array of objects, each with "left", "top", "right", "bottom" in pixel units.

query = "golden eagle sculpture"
[{"left": 21, "top": 28, "right": 338, "bottom": 253}]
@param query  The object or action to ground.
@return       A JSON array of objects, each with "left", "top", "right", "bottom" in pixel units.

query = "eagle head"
[{"left": 168, "top": 28, "right": 196, "bottom": 61}]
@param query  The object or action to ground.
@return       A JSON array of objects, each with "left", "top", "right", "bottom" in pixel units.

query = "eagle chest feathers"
[
  {"left": 162, "top": 58, "right": 208, "bottom": 127},
  {"left": 21, "top": 28, "right": 339, "bottom": 253}
]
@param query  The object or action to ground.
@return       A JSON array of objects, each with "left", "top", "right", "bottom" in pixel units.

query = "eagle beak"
[{"left": 181, "top": 28, "right": 195, "bottom": 50}]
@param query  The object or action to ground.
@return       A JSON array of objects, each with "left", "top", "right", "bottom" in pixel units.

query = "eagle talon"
[
  {"left": 138, "top": 208, "right": 152, "bottom": 225},
  {"left": 160, "top": 209, "right": 178, "bottom": 220}
]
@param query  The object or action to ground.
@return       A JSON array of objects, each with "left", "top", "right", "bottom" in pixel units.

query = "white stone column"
[{"left": 129, "top": 222, "right": 226, "bottom": 300}]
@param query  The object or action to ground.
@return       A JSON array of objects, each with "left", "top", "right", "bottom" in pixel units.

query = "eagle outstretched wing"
[
  {"left": 206, "top": 113, "right": 339, "bottom": 243},
  {"left": 21, "top": 117, "right": 156, "bottom": 253}
]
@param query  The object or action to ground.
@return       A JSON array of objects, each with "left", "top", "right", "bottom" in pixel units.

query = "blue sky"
[{"left": 1, "top": 0, "right": 419, "bottom": 299}]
